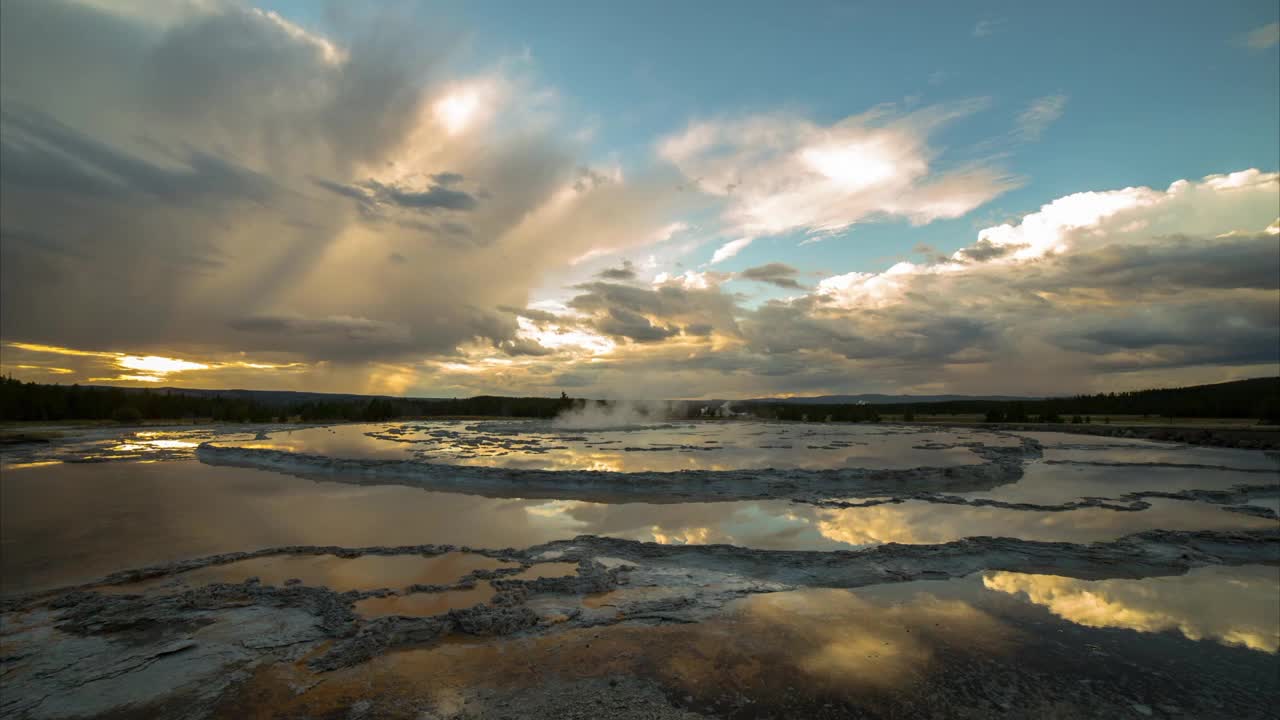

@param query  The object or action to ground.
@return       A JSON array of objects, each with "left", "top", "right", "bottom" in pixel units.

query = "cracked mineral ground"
[{"left": 2, "top": 420, "right": 1278, "bottom": 719}]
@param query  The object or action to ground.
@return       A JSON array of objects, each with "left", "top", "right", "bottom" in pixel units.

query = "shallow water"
[
  {"left": 225, "top": 565, "right": 1278, "bottom": 719},
  {"left": 0, "top": 425, "right": 259, "bottom": 468},
  {"left": 354, "top": 584, "right": 498, "bottom": 618},
  {"left": 4, "top": 421, "right": 1278, "bottom": 719},
  {"left": 977, "top": 565, "right": 1280, "bottom": 652},
  {"left": 215, "top": 420, "right": 998, "bottom": 471},
  {"left": 99, "top": 552, "right": 515, "bottom": 595},
  {"left": 3, "top": 457, "right": 1275, "bottom": 594},
  {"left": 509, "top": 562, "right": 579, "bottom": 580},
  {"left": 964, "top": 460, "right": 1276, "bottom": 504}
]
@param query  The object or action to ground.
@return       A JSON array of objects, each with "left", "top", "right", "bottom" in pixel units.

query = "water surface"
[{"left": 5, "top": 459, "right": 1274, "bottom": 594}]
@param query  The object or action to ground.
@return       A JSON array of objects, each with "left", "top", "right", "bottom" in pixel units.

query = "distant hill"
[
  {"left": 2, "top": 376, "right": 1276, "bottom": 423},
  {"left": 142, "top": 387, "right": 449, "bottom": 407},
  {"left": 745, "top": 393, "right": 1038, "bottom": 405},
  {"left": 746, "top": 377, "right": 1279, "bottom": 423}
]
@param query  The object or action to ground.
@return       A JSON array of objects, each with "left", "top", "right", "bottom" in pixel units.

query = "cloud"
[
  {"left": 462, "top": 169, "right": 1279, "bottom": 398},
  {"left": 659, "top": 100, "right": 1019, "bottom": 240},
  {"left": 984, "top": 567, "right": 1279, "bottom": 652},
  {"left": 1, "top": 105, "right": 275, "bottom": 207},
  {"left": 564, "top": 279, "right": 741, "bottom": 346},
  {"left": 739, "top": 263, "right": 805, "bottom": 289},
  {"left": 595, "top": 307, "right": 680, "bottom": 343},
  {"left": 229, "top": 312, "right": 412, "bottom": 342},
  {"left": 596, "top": 260, "right": 637, "bottom": 281},
  {"left": 2, "top": 0, "right": 1275, "bottom": 400},
  {"left": 710, "top": 237, "right": 753, "bottom": 264},
  {"left": 315, "top": 177, "right": 478, "bottom": 213},
  {"left": 1015, "top": 94, "right": 1068, "bottom": 141},
  {"left": 0, "top": 0, "right": 690, "bottom": 382},
  {"left": 1241, "top": 22, "right": 1279, "bottom": 49},
  {"left": 3, "top": 340, "right": 306, "bottom": 386},
  {"left": 972, "top": 18, "right": 1005, "bottom": 38}
]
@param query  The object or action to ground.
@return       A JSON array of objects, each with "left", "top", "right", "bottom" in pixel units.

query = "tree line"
[
  {"left": 1, "top": 375, "right": 1276, "bottom": 424},
  {"left": 0, "top": 377, "right": 576, "bottom": 423},
  {"left": 758, "top": 377, "right": 1279, "bottom": 424}
]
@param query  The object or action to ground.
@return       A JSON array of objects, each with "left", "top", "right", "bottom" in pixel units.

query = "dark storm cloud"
[
  {"left": 316, "top": 177, "right": 477, "bottom": 212},
  {"left": 1047, "top": 235, "right": 1280, "bottom": 292},
  {"left": 596, "top": 307, "right": 680, "bottom": 343},
  {"left": 495, "top": 337, "right": 556, "bottom": 357},
  {"left": 567, "top": 281, "right": 743, "bottom": 338},
  {"left": 0, "top": 0, "right": 596, "bottom": 368},
  {"left": 953, "top": 237, "right": 1019, "bottom": 263},
  {"left": 739, "top": 262, "right": 804, "bottom": 289},
  {"left": 1, "top": 106, "right": 274, "bottom": 205},
  {"left": 229, "top": 313, "right": 411, "bottom": 343},
  {"left": 369, "top": 179, "right": 477, "bottom": 210},
  {"left": 743, "top": 300, "right": 996, "bottom": 363},
  {"left": 1051, "top": 298, "right": 1279, "bottom": 363},
  {"left": 497, "top": 305, "right": 562, "bottom": 324},
  {"left": 595, "top": 261, "right": 637, "bottom": 281}
]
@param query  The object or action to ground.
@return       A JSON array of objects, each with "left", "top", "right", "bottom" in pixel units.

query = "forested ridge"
[{"left": 1, "top": 375, "right": 1276, "bottom": 424}]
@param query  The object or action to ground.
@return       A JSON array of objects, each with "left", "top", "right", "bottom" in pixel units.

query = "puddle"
[
  {"left": 963, "top": 460, "right": 1278, "bottom": 505},
  {"left": 0, "top": 426, "right": 260, "bottom": 467},
  {"left": 100, "top": 552, "right": 514, "bottom": 595},
  {"left": 354, "top": 583, "right": 497, "bottom": 618},
  {"left": 582, "top": 586, "right": 685, "bottom": 609},
  {"left": 1041, "top": 445, "right": 1279, "bottom": 471},
  {"left": 977, "top": 565, "right": 1280, "bottom": 652},
  {"left": 510, "top": 562, "right": 579, "bottom": 581},
  {"left": 5, "top": 460, "right": 1276, "bottom": 594},
  {"left": 216, "top": 566, "right": 1279, "bottom": 719},
  {"left": 809, "top": 496, "right": 1275, "bottom": 546}
]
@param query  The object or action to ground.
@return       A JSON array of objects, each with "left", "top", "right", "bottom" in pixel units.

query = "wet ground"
[
  {"left": 1, "top": 420, "right": 1277, "bottom": 718},
  {"left": 210, "top": 567, "right": 1279, "bottom": 719},
  {"left": 212, "top": 421, "right": 1006, "bottom": 471}
]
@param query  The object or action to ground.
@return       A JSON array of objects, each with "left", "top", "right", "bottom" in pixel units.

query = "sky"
[{"left": 0, "top": 0, "right": 1277, "bottom": 399}]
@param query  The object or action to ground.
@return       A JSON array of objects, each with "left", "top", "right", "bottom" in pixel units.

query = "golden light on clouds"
[
  {"left": 516, "top": 317, "right": 616, "bottom": 355},
  {"left": 731, "top": 589, "right": 1015, "bottom": 689},
  {"left": 10, "top": 364, "right": 74, "bottom": 375},
  {"left": 91, "top": 374, "right": 166, "bottom": 383},
  {"left": 7, "top": 342, "right": 118, "bottom": 358},
  {"left": 3, "top": 342, "right": 307, "bottom": 386},
  {"left": 117, "top": 355, "right": 211, "bottom": 374},
  {"left": 434, "top": 88, "right": 481, "bottom": 135},
  {"left": 983, "top": 567, "right": 1279, "bottom": 653}
]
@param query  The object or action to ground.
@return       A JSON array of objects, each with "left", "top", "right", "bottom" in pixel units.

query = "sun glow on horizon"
[
  {"left": 117, "top": 355, "right": 211, "bottom": 374},
  {"left": 3, "top": 342, "right": 307, "bottom": 385}
]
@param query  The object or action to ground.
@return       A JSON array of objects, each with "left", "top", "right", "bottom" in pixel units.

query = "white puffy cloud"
[
  {"left": 2, "top": 1, "right": 1274, "bottom": 399},
  {"left": 448, "top": 169, "right": 1279, "bottom": 398},
  {"left": 658, "top": 101, "right": 1020, "bottom": 240},
  {"left": 710, "top": 237, "right": 754, "bottom": 264}
]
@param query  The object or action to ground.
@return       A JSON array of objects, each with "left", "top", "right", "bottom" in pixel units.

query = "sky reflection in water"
[
  {"left": 2, "top": 459, "right": 1274, "bottom": 594},
  {"left": 220, "top": 421, "right": 1004, "bottom": 471}
]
